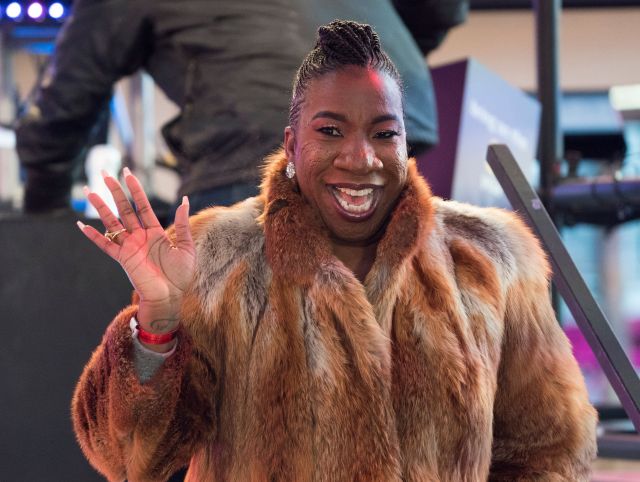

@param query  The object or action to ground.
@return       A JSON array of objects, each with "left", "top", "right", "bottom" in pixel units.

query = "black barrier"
[{"left": 0, "top": 212, "right": 132, "bottom": 481}]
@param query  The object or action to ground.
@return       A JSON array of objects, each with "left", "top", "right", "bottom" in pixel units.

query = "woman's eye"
[
  {"left": 374, "top": 130, "right": 400, "bottom": 139},
  {"left": 317, "top": 126, "right": 342, "bottom": 137}
]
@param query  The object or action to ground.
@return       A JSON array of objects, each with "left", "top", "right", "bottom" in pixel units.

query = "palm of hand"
[
  {"left": 117, "top": 226, "right": 195, "bottom": 305},
  {"left": 78, "top": 168, "right": 195, "bottom": 331}
]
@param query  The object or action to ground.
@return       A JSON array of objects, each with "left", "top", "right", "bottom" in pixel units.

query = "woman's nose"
[{"left": 333, "top": 137, "right": 383, "bottom": 173}]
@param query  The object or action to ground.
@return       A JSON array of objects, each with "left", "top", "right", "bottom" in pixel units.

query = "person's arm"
[
  {"left": 72, "top": 169, "right": 219, "bottom": 480},
  {"left": 489, "top": 214, "right": 597, "bottom": 481},
  {"left": 16, "top": 0, "right": 152, "bottom": 213},
  {"left": 72, "top": 306, "right": 217, "bottom": 481},
  {"left": 391, "top": 0, "right": 469, "bottom": 55}
]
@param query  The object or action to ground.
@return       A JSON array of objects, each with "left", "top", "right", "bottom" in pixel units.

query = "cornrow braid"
[{"left": 289, "top": 20, "right": 403, "bottom": 128}]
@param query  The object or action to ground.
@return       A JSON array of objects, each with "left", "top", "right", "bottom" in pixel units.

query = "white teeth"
[
  {"left": 335, "top": 187, "right": 373, "bottom": 197},
  {"left": 333, "top": 187, "right": 374, "bottom": 214}
]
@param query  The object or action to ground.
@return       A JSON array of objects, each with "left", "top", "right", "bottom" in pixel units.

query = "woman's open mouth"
[{"left": 329, "top": 184, "right": 381, "bottom": 220}]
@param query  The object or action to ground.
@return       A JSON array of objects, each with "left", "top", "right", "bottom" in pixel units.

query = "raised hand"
[{"left": 77, "top": 168, "right": 195, "bottom": 340}]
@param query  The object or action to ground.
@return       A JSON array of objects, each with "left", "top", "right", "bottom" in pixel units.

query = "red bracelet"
[{"left": 136, "top": 323, "right": 178, "bottom": 345}]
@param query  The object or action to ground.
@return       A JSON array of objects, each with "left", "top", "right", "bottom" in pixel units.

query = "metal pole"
[
  {"left": 533, "top": 0, "right": 563, "bottom": 316},
  {"left": 533, "top": 0, "right": 563, "bottom": 202}
]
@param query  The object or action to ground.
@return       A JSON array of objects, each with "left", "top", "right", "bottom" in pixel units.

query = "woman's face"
[{"left": 284, "top": 66, "right": 407, "bottom": 245}]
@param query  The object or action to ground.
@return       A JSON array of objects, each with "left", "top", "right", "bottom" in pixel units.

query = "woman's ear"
[{"left": 284, "top": 126, "right": 295, "bottom": 160}]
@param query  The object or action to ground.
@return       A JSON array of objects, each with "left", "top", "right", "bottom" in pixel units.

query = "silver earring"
[{"left": 286, "top": 161, "right": 296, "bottom": 179}]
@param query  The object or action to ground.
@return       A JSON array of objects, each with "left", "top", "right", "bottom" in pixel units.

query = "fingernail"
[
  {"left": 123, "top": 167, "right": 132, "bottom": 177},
  {"left": 100, "top": 169, "right": 110, "bottom": 179},
  {"left": 83, "top": 185, "right": 90, "bottom": 196},
  {"left": 76, "top": 220, "right": 86, "bottom": 229},
  {"left": 182, "top": 195, "right": 189, "bottom": 205}
]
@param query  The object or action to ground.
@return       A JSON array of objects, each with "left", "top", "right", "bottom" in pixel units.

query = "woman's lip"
[
  {"left": 329, "top": 182, "right": 384, "bottom": 189},
  {"left": 327, "top": 185, "right": 381, "bottom": 221}
]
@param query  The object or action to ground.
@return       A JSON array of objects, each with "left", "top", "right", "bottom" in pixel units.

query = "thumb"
[{"left": 174, "top": 196, "right": 193, "bottom": 251}]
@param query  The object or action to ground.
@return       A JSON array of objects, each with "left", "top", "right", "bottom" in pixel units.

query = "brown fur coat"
[{"left": 72, "top": 150, "right": 597, "bottom": 481}]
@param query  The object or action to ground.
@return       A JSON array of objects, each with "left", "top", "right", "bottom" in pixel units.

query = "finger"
[
  {"left": 77, "top": 221, "right": 120, "bottom": 259},
  {"left": 123, "top": 167, "right": 162, "bottom": 229},
  {"left": 102, "top": 171, "right": 141, "bottom": 232},
  {"left": 83, "top": 186, "right": 125, "bottom": 234},
  {"left": 174, "top": 196, "right": 193, "bottom": 250}
]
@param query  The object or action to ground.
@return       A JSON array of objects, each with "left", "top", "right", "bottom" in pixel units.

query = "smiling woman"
[
  {"left": 72, "top": 20, "right": 597, "bottom": 482},
  {"left": 285, "top": 65, "right": 407, "bottom": 279},
  {"left": 284, "top": 22, "right": 409, "bottom": 280}
]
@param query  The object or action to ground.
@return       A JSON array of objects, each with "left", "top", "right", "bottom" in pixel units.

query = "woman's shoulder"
[
  {"left": 190, "top": 195, "right": 265, "bottom": 248},
  {"left": 189, "top": 195, "right": 264, "bottom": 236},
  {"left": 430, "top": 198, "right": 549, "bottom": 283},
  {"left": 166, "top": 196, "right": 265, "bottom": 268},
  {"left": 432, "top": 198, "right": 522, "bottom": 240}
]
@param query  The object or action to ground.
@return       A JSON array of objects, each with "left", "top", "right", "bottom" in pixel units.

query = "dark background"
[{"left": 0, "top": 214, "right": 132, "bottom": 481}]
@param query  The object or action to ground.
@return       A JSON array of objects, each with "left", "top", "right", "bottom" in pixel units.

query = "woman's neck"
[{"left": 331, "top": 241, "right": 378, "bottom": 284}]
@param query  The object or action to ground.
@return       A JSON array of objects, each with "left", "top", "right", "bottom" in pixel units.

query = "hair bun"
[
  {"left": 316, "top": 20, "right": 382, "bottom": 64},
  {"left": 289, "top": 19, "right": 401, "bottom": 127}
]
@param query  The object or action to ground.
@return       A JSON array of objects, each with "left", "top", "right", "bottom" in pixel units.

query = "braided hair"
[{"left": 289, "top": 20, "right": 403, "bottom": 128}]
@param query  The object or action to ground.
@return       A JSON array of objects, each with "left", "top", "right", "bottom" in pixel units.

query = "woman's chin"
[{"left": 324, "top": 211, "right": 387, "bottom": 246}]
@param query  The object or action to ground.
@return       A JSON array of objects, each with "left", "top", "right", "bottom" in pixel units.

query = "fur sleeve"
[
  {"left": 71, "top": 305, "right": 217, "bottom": 482},
  {"left": 489, "top": 213, "right": 598, "bottom": 481}
]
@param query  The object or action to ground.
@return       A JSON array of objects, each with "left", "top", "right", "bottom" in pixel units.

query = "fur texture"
[{"left": 72, "top": 149, "right": 597, "bottom": 481}]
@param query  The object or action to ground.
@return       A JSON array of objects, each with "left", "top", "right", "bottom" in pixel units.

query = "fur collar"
[{"left": 260, "top": 148, "right": 435, "bottom": 290}]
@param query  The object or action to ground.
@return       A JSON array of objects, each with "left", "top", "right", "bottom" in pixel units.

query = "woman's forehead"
[{"left": 302, "top": 66, "right": 403, "bottom": 119}]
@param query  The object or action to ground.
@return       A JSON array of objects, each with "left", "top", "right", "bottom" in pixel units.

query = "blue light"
[
  {"left": 48, "top": 2, "right": 64, "bottom": 20},
  {"left": 6, "top": 2, "right": 22, "bottom": 19}
]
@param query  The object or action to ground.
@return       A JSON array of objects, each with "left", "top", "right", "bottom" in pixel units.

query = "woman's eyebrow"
[
  {"left": 371, "top": 114, "right": 399, "bottom": 125},
  {"left": 311, "top": 112, "right": 399, "bottom": 125},
  {"left": 311, "top": 111, "right": 347, "bottom": 122}
]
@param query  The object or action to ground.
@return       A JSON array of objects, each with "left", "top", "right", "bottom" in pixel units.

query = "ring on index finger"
[{"left": 104, "top": 228, "right": 127, "bottom": 242}]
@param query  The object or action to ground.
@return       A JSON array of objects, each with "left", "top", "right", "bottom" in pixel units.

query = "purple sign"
[{"left": 417, "top": 58, "right": 541, "bottom": 208}]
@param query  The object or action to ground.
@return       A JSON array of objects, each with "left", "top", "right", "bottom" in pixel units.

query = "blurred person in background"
[{"left": 15, "top": 0, "right": 468, "bottom": 215}]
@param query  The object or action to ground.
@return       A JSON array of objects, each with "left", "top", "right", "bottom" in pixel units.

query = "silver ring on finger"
[{"left": 104, "top": 228, "right": 127, "bottom": 242}]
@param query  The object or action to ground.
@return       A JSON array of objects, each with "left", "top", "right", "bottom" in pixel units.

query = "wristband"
[{"left": 136, "top": 323, "right": 178, "bottom": 345}]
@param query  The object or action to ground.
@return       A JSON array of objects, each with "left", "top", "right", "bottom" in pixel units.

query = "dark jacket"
[{"left": 16, "top": 0, "right": 468, "bottom": 212}]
